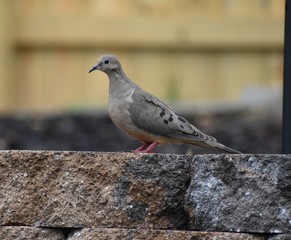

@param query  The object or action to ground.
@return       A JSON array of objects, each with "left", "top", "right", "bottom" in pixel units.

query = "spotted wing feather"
[{"left": 129, "top": 89, "right": 216, "bottom": 143}]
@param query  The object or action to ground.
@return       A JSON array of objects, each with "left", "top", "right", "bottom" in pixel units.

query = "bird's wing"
[{"left": 129, "top": 89, "right": 216, "bottom": 143}]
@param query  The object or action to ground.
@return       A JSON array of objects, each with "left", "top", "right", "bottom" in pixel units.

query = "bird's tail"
[{"left": 207, "top": 142, "right": 241, "bottom": 154}]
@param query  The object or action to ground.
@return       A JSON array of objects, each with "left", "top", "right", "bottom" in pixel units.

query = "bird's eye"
[{"left": 104, "top": 60, "right": 109, "bottom": 64}]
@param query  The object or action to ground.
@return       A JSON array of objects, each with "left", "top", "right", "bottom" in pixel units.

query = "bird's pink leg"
[
  {"left": 133, "top": 143, "right": 151, "bottom": 153},
  {"left": 141, "top": 142, "right": 159, "bottom": 153},
  {"left": 133, "top": 142, "right": 159, "bottom": 153}
]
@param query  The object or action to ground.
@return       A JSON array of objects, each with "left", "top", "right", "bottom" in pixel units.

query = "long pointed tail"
[{"left": 208, "top": 142, "right": 241, "bottom": 154}]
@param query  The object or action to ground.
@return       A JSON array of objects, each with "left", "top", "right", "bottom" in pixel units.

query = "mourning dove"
[{"left": 89, "top": 54, "right": 241, "bottom": 154}]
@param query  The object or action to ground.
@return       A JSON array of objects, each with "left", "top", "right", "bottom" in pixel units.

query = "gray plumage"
[{"left": 89, "top": 54, "right": 240, "bottom": 154}]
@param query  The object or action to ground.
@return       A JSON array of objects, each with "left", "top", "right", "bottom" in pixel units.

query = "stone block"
[
  {"left": 68, "top": 228, "right": 264, "bottom": 240},
  {"left": 0, "top": 227, "right": 64, "bottom": 240},
  {"left": 186, "top": 154, "right": 291, "bottom": 233},
  {"left": 268, "top": 234, "right": 291, "bottom": 240},
  {"left": 0, "top": 151, "right": 190, "bottom": 229}
]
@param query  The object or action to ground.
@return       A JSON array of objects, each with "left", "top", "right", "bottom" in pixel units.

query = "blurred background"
[{"left": 0, "top": 0, "right": 285, "bottom": 154}]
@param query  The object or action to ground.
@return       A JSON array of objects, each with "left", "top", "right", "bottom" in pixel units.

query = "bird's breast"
[{"left": 108, "top": 88, "right": 135, "bottom": 132}]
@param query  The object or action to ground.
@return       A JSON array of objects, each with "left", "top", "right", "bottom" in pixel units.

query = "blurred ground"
[{"left": 0, "top": 107, "right": 281, "bottom": 154}]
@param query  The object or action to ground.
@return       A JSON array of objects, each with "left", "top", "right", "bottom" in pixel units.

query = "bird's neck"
[
  {"left": 106, "top": 67, "right": 127, "bottom": 81},
  {"left": 107, "top": 69, "right": 137, "bottom": 99},
  {"left": 108, "top": 67, "right": 136, "bottom": 86}
]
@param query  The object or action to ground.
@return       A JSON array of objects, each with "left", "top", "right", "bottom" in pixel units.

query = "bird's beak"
[{"left": 89, "top": 64, "right": 98, "bottom": 73}]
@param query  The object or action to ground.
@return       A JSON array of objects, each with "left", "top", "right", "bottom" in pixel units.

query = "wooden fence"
[{"left": 0, "top": 0, "right": 285, "bottom": 112}]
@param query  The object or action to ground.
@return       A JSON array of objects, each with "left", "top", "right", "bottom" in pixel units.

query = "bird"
[{"left": 89, "top": 54, "right": 241, "bottom": 154}]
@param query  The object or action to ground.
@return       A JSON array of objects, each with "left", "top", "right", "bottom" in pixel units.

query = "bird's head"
[{"left": 89, "top": 54, "right": 121, "bottom": 74}]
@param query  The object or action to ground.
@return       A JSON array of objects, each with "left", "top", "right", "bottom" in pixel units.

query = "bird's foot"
[{"left": 133, "top": 142, "right": 159, "bottom": 153}]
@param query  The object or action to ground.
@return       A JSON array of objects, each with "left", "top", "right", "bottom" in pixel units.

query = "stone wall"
[{"left": 0, "top": 151, "right": 290, "bottom": 239}]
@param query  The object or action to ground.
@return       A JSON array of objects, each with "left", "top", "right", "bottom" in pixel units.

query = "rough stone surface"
[
  {"left": 1, "top": 150, "right": 290, "bottom": 238},
  {"left": 268, "top": 234, "right": 291, "bottom": 240},
  {"left": 0, "top": 227, "right": 64, "bottom": 240},
  {"left": 68, "top": 228, "right": 264, "bottom": 240},
  {"left": 186, "top": 154, "right": 291, "bottom": 233},
  {"left": 0, "top": 150, "right": 190, "bottom": 229}
]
